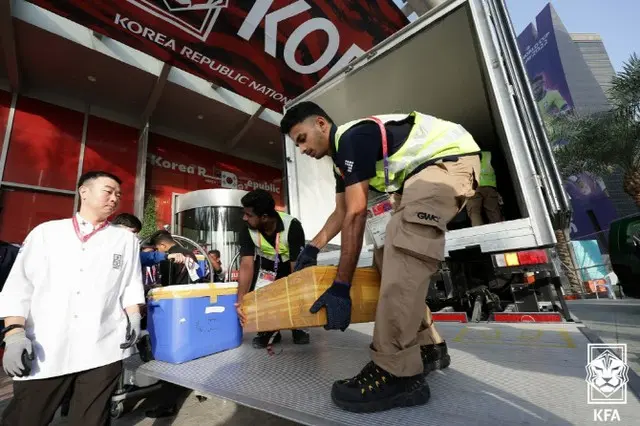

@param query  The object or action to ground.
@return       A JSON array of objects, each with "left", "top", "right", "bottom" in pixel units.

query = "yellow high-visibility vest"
[
  {"left": 248, "top": 212, "right": 294, "bottom": 262},
  {"left": 479, "top": 151, "right": 497, "bottom": 188},
  {"left": 333, "top": 112, "right": 480, "bottom": 192}
]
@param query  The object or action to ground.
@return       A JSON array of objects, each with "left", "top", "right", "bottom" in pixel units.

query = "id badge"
[
  {"left": 185, "top": 258, "right": 200, "bottom": 282},
  {"left": 365, "top": 191, "right": 393, "bottom": 249},
  {"left": 255, "top": 269, "right": 277, "bottom": 290}
]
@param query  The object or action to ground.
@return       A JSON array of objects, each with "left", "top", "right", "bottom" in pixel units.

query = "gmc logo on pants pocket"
[{"left": 417, "top": 212, "right": 440, "bottom": 223}]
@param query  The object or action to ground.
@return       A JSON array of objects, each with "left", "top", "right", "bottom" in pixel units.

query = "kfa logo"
[
  {"left": 417, "top": 212, "right": 440, "bottom": 223},
  {"left": 586, "top": 343, "right": 629, "bottom": 404},
  {"left": 126, "top": 0, "right": 228, "bottom": 41},
  {"left": 586, "top": 343, "right": 629, "bottom": 422}
]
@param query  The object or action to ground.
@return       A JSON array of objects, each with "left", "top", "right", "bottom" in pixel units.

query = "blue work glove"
[
  {"left": 294, "top": 244, "right": 320, "bottom": 272},
  {"left": 2, "top": 330, "right": 34, "bottom": 378},
  {"left": 309, "top": 281, "right": 352, "bottom": 331}
]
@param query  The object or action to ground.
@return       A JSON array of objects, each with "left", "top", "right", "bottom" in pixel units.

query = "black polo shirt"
[
  {"left": 157, "top": 244, "right": 198, "bottom": 286},
  {"left": 238, "top": 215, "right": 305, "bottom": 291},
  {"left": 331, "top": 118, "right": 412, "bottom": 193}
]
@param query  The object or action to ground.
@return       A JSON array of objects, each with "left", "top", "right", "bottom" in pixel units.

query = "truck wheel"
[{"left": 110, "top": 401, "right": 124, "bottom": 419}]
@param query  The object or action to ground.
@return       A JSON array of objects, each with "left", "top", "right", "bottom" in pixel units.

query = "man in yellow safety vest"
[
  {"left": 234, "top": 189, "right": 309, "bottom": 348},
  {"left": 465, "top": 150, "right": 503, "bottom": 226},
  {"left": 280, "top": 101, "right": 481, "bottom": 413}
]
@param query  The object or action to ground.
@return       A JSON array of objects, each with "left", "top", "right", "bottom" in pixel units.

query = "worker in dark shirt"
[
  {"left": 234, "top": 189, "right": 309, "bottom": 348},
  {"left": 148, "top": 230, "right": 198, "bottom": 286},
  {"left": 280, "top": 102, "right": 481, "bottom": 413}
]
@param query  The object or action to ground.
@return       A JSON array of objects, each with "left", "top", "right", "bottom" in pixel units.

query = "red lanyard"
[
  {"left": 258, "top": 232, "right": 281, "bottom": 275},
  {"left": 367, "top": 116, "right": 390, "bottom": 190},
  {"left": 72, "top": 215, "right": 109, "bottom": 243}
]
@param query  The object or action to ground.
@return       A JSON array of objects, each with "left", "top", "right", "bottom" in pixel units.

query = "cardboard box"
[{"left": 242, "top": 266, "right": 381, "bottom": 333}]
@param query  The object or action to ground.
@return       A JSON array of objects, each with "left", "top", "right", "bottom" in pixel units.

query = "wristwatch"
[{"left": 1, "top": 324, "right": 25, "bottom": 339}]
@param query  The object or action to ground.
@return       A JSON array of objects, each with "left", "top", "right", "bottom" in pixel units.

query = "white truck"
[
  {"left": 285, "top": 0, "right": 573, "bottom": 322},
  {"left": 132, "top": 1, "right": 640, "bottom": 425}
]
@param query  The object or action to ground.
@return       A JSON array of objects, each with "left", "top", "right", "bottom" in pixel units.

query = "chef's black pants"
[{"left": 1, "top": 360, "right": 122, "bottom": 426}]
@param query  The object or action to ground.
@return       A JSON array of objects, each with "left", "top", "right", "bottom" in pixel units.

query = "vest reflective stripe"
[
  {"left": 333, "top": 112, "right": 481, "bottom": 192},
  {"left": 479, "top": 151, "right": 497, "bottom": 187},
  {"left": 248, "top": 212, "right": 294, "bottom": 262}
]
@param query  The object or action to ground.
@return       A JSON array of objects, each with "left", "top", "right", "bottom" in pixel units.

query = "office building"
[
  {"left": 571, "top": 33, "right": 617, "bottom": 103},
  {"left": 517, "top": 3, "right": 637, "bottom": 239}
]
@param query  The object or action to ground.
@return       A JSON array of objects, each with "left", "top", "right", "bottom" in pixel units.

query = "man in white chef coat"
[{"left": 0, "top": 170, "right": 145, "bottom": 426}]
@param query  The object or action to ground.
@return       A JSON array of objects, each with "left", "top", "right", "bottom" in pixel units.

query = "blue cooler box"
[{"left": 147, "top": 283, "right": 242, "bottom": 364}]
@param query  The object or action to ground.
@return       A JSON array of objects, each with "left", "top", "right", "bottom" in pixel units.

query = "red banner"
[
  {"left": 28, "top": 0, "right": 408, "bottom": 111},
  {"left": 146, "top": 133, "right": 284, "bottom": 227}
]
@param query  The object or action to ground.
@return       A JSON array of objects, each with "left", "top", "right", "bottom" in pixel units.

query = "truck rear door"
[{"left": 482, "top": 0, "right": 572, "bottom": 230}]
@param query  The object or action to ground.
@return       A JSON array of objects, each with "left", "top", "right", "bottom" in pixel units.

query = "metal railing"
[{"left": 139, "top": 234, "right": 216, "bottom": 284}]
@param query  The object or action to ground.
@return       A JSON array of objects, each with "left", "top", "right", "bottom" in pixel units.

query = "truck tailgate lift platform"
[{"left": 139, "top": 323, "right": 640, "bottom": 425}]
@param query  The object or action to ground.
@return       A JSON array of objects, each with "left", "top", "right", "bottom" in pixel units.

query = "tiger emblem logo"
[
  {"left": 127, "top": 0, "right": 228, "bottom": 41},
  {"left": 585, "top": 349, "right": 629, "bottom": 398}
]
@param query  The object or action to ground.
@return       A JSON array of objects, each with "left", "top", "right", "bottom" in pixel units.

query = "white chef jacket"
[{"left": 0, "top": 214, "right": 145, "bottom": 381}]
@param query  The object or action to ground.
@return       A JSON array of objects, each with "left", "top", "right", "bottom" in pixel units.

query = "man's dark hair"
[
  {"left": 241, "top": 189, "right": 277, "bottom": 217},
  {"left": 141, "top": 241, "right": 155, "bottom": 250},
  {"left": 280, "top": 101, "right": 333, "bottom": 135},
  {"left": 149, "top": 230, "right": 175, "bottom": 246},
  {"left": 112, "top": 213, "right": 142, "bottom": 232},
  {"left": 77, "top": 170, "right": 122, "bottom": 188},
  {"left": 208, "top": 249, "right": 221, "bottom": 257}
]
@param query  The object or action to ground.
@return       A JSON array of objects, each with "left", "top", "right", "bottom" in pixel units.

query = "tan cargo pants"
[
  {"left": 466, "top": 185, "right": 503, "bottom": 226},
  {"left": 371, "top": 155, "right": 480, "bottom": 377}
]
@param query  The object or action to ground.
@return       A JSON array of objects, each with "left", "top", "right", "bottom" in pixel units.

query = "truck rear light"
[
  {"left": 493, "top": 254, "right": 507, "bottom": 267},
  {"left": 493, "top": 249, "right": 549, "bottom": 267},
  {"left": 505, "top": 252, "right": 519, "bottom": 266},
  {"left": 518, "top": 249, "right": 548, "bottom": 265}
]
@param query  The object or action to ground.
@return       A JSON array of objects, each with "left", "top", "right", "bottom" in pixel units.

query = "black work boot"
[
  {"left": 421, "top": 341, "right": 451, "bottom": 375},
  {"left": 252, "top": 331, "right": 281, "bottom": 349},
  {"left": 331, "top": 361, "right": 430, "bottom": 413},
  {"left": 291, "top": 329, "right": 310, "bottom": 344}
]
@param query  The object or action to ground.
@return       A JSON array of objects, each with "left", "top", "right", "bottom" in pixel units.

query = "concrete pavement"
[
  {"left": 568, "top": 298, "right": 640, "bottom": 374},
  {"left": 0, "top": 298, "right": 637, "bottom": 425}
]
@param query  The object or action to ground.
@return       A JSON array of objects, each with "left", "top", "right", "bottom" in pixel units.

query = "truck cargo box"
[{"left": 283, "top": 0, "right": 570, "bottom": 257}]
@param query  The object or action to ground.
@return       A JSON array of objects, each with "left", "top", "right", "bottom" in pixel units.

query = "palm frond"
[
  {"left": 546, "top": 111, "right": 630, "bottom": 177},
  {"left": 545, "top": 52, "right": 640, "bottom": 180},
  {"left": 609, "top": 53, "right": 640, "bottom": 117}
]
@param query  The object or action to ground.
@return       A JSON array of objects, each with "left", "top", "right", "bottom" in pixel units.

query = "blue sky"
[
  {"left": 504, "top": 0, "right": 638, "bottom": 72},
  {"left": 393, "top": 0, "right": 638, "bottom": 73}
]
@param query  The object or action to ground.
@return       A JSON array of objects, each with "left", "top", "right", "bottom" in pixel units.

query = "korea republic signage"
[{"left": 28, "top": 0, "right": 408, "bottom": 112}]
